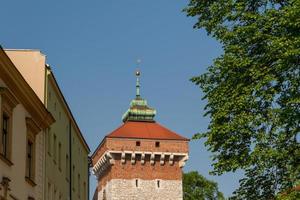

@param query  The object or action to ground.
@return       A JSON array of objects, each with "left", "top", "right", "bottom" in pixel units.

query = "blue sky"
[{"left": 1, "top": 0, "right": 242, "bottom": 198}]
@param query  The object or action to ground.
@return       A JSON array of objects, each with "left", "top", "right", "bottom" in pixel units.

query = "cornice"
[
  {"left": 0, "top": 48, "right": 55, "bottom": 129},
  {"left": 0, "top": 87, "right": 18, "bottom": 109},
  {"left": 26, "top": 117, "right": 41, "bottom": 135}
]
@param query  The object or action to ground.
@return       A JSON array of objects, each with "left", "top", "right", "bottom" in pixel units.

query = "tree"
[
  {"left": 183, "top": 171, "right": 225, "bottom": 200},
  {"left": 184, "top": 0, "right": 300, "bottom": 199}
]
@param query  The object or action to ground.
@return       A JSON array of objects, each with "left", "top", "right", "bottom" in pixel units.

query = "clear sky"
[{"left": 1, "top": 0, "right": 243, "bottom": 198}]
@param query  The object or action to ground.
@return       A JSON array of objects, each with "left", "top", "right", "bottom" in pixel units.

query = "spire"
[
  {"left": 136, "top": 70, "right": 140, "bottom": 98},
  {"left": 122, "top": 69, "right": 156, "bottom": 122}
]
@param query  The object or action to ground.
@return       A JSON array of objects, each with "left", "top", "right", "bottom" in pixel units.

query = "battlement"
[{"left": 93, "top": 150, "right": 188, "bottom": 179}]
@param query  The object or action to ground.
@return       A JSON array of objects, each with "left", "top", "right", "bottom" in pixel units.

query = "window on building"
[
  {"left": 47, "top": 130, "right": 51, "bottom": 156},
  {"left": 155, "top": 141, "right": 160, "bottom": 147},
  {"left": 83, "top": 182, "right": 86, "bottom": 199},
  {"left": 53, "top": 134, "right": 57, "bottom": 163},
  {"left": 135, "top": 179, "right": 138, "bottom": 187},
  {"left": 136, "top": 141, "right": 140, "bottom": 146},
  {"left": 1, "top": 114, "right": 9, "bottom": 158},
  {"left": 157, "top": 180, "right": 160, "bottom": 188},
  {"left": 78, "top": 174, "right": 81, "bottom": 198},
  {"left": 66, "top": 154, "right": 69, "bottom": 180},
  {"left": 26, "top": 140, "right": 34, "bottom": 179},
  {"left": 48, "top": 91, "right": 51, "bottom": 100},
  {"left": 48, "top": 182, "right": 52, "bottom": 200},
  {"left": 0, "top": 88, "right": 17, "bottom": 164},
  {"left": 58, "top": 143, "right": 62, "bottom": 170},
  {"left": 25, "top": 117, "right": 39, "bottom": 186},
  {"left": 54, "top": 188, "right": 57, "bottom": 200},
  {"left": 103, "top": 190, "right": 106, "bottom": 200},
  {"left": 72, "top": 165, "right": 75, "bottom": 190}
]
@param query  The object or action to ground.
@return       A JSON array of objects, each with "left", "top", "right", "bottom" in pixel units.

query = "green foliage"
[
  {"left": 183, "top": 171, "right": 225, "bottom": 200},
  {"left": 184, "top": 0, "right": 300, "bottom": 199}
]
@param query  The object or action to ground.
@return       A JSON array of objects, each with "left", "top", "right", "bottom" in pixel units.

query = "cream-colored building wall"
[
  {"left": 0, "top": 80, "right": 45, "bottom": 200},
  {"left": 4, "top": 49, "right": 89, "bottom": 200},
  {"left": 5, "top": 50, "right": 46, "bottom": 102}
]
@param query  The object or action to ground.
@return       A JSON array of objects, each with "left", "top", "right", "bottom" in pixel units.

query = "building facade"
[
  {"left": 0, "top": 47, "right": 54, "bottom": 200},
  {"left": 5, "top": 49, "right": 90, "bottom": 200},
  {"left": 92, "top": 71, "right": 189, "bottom": 200},
  {"left": 44, "top": 67, "right": 90, "bottom": 200}
]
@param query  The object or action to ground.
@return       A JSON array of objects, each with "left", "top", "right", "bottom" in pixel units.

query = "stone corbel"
[
  {"left": 169, "top": 154, "right": 174, "bottom": 165},
  {"left": 160, "top": 153, "right": 165, "bottom": 165},
  {"left": 106, "top": 152, "right": 115, "bottom": 165},
  {"left": 141, "top": 153, "right": 145, "bottom": 165},
  {"left": 131, "top": 153, "right": 136, "bottom": 164},
  {"left": 150, "top": 153, "right": 155, "bottom": 165},
  {"left": 179, "top": 154, "right": 189, "bottom": 168},
  {"left": 121, "top": 152, "right": 126, "bottom": 164}
]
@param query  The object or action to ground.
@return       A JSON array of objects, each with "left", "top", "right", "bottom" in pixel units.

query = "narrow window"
[
  {"left": 66, "top": 155, "right": 69, "bottom": 180},
  {"left": 136, "top": 141, "right": 140, "bottom": 146},
  {"left": 58, "top": 143, "right": 62, "bottom": 170},
  {"left": 155, "top": 141, "right": 160, "bottom": 147},
  {"left": 25, "top": 118, "right": 39, "bottom": 184},
  {"left": 54, "top": 188, "right": 57, "bottom": 199},
  {"left": 48, "top": 183, "right": 51, "bottom": 200},
  {"left": 83, "top": 182, "right": 87, "bottom": 199},
  {"left": 157, "top": 180, "right": 160, "bottom": 188},
  {"left": 53, "top": 134, "right": 57, "bottom": 163},
  {"left": 47, "top": 130, "right": 51, "bottom": 155},
  {"left": 78, "top": 174, "right": 81, "bottom": 197},
  {"left": 1, "top": 114, "right": 9, "bottom": 157},
  {"left": 26, "top": 141, "right": 34, "bottom": 179},
  {"left": 135, "top": 179, "right": 138, "bottom": 187},
  {"left": 103, "top": 190, "right": 106, "bottom": 200},
  {"left": 72, "top": 165, "right": 75, "bottom": 190}
]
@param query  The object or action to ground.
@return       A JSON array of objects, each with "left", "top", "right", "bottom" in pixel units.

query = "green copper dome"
[{"left": 122, "top": 71, "right": 156, "bottom": 122}]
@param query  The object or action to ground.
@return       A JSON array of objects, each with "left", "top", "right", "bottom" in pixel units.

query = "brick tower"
[{"left": 91, "top": 71, "right": 189, "bottom": 200}]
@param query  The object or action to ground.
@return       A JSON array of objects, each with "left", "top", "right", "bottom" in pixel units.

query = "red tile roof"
[{"left": 106, "top": 121, "right": 189, "bottom": 141}]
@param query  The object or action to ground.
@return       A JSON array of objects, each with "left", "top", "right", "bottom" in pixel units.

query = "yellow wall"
[
  {"left": 5, "top": 50, "right": 46, "bottom": 102},
  {"left": 45, "top": 71, "right": 89, "bottom": 200}
]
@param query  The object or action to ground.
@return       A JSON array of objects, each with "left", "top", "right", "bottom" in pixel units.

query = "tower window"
[
  {"left": 155, "top": 141, "right": 160, "bottom": 147},
  {"left": 135, "top": 179, "right": 138, "bottom": 187},
  {"left": 157, "top": 180, "right": 160, "bottom": 188},
  {"left": 136, "top": 141, "right": 140, "bottom": 146}
]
